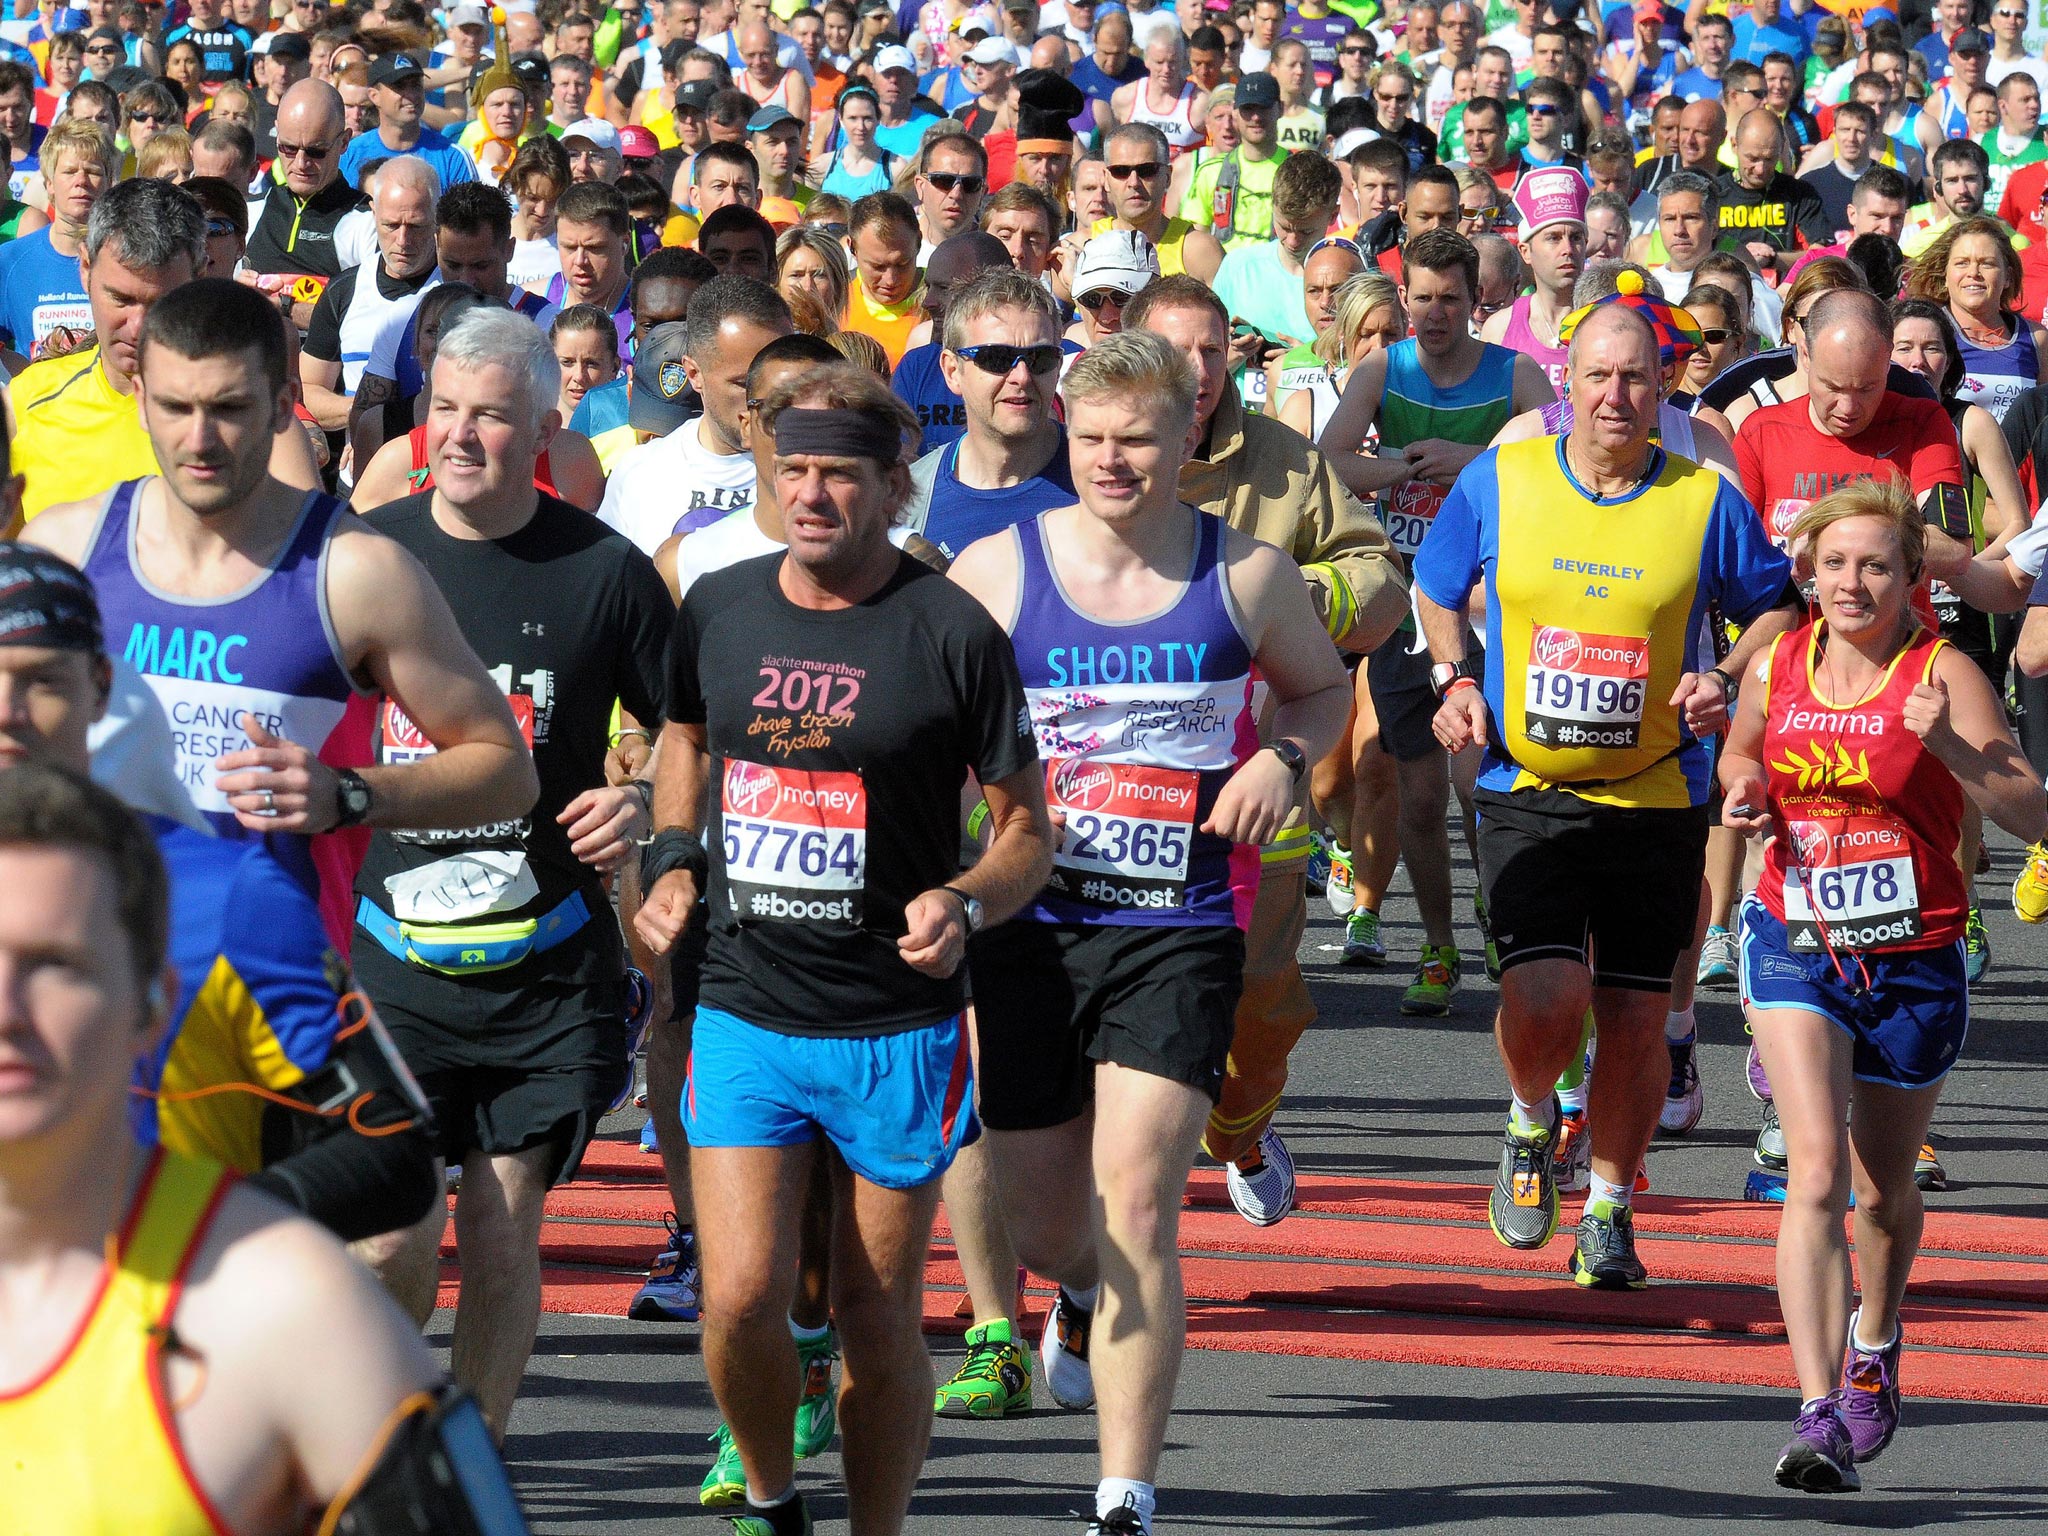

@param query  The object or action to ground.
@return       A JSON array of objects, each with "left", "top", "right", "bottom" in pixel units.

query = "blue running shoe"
[{"left": 629, "top": 1214, "right": 700, "bottom": 1321}]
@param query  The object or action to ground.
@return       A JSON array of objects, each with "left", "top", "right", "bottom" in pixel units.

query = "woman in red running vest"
[{"left": 1718, "top": 479, "right": 2045, "bottom": 1495}]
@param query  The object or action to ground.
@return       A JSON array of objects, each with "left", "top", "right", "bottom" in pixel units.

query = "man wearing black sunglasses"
[
  {"left": 891, "top": 231, "right": 1014, "bottom": 453},
  {"left": 913, "top": 127, "right": 988, "bottom": 260},
  {"left": 1089, "top": 121, "right": 1222, "bottom": 285},
  {"left": 901, "top": 266, "right": 1075, "bottom": 562},
  {"left": 244, "top": 80, "right": 364, "bottom": 310}
]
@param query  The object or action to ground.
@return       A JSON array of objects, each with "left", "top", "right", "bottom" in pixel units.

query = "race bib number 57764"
[{"left": 720, "top": 760, "right": 866, "bottom": 926}]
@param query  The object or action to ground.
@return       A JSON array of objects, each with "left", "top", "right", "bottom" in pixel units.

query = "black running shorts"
[
  {"left": 966, "top": 921, "right": 1246, "bottom": 1130},
  {"left": 360, "top": 918, "right": 627, "bottom": 1184},
  {"left": 1475, "top": 787, "right": 1709, "bottom": 993},
  {"left": 1365, "top": 631, "right": 1442, "bottom": 763}
]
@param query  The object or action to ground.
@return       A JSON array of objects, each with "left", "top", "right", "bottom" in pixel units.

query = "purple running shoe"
[
  {"left": 1774, "top": 1392, "right": 1861, "bottom": 1493},
  {"left": 1839, "top": 1309, "right": 1903, "bottom": 1462}
]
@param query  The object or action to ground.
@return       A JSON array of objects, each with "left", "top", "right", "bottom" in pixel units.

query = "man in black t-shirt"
[
  {"left": 351, "top": 308, "right": 674, "bottom": 1441},
  {"left": 1717, "top": 108, "right": 1831, "bottom": 276},
  {"left": 635, "top": 361, "right": 1053, "bottom": 1536}
]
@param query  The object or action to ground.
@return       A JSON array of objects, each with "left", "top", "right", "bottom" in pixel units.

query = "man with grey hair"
[
  {"left": 300, "top": 154, "right": 441, "bottom": 442},
  {"left": 351, "top": 304, "right": 674, "bottom": 1437},
  {"left": 597, "top": 273, "right": 793, "bottom": 554},
  {"left": 1416, "top": 299, "right": 1798, "bottom": 1292},
  {"left": 948, "top": 328, "right": 1350, "bottom": 1536},
  {"left": 1092, "top": 119, "right": 1222, "bottom": 285},
  {"left": 1633, "top": 168, "right": 1784, "bottom": 343},
  {"left": 9, "top": 175, "right": 321, "bottom": 521}
]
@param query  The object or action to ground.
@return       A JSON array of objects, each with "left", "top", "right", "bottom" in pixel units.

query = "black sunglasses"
[
  {"left": 205, "top": 216, "right": 237, "bottom": 237},
  {"left": 924, "top": 171, "right": 985, "bottom": 194},
  {"left": 1077, "top": 289, "right": 1131, "bottom": 312},
  {"left": 1106, "top": 160, "right": 1162, "bottom": 180},
  {"left": 1698, "top": 327, "right": 1733, "bottom": 344},
  {"left": 953, "top": 342, "right": 1063, "bottom": 375}
]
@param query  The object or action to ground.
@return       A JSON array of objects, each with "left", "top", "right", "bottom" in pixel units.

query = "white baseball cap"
[
  {"left": 1074, "top": 229, "right": 1160, "bottom": 300},
  {"left": 562, "top": 117, "right": 622, "bottom": 152},
  {"left": 873, "top": 43, "right": 919, "bottom": 74},
  {"left": 966, "top": 35, "right": 1021, "bottom": 65}
]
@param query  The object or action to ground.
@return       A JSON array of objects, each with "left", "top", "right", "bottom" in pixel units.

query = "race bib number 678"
[{"left": 720, "top": 760, "right": 866, "bottom": 926}]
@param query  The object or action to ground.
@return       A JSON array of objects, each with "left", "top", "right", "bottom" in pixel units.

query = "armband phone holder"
[{"left": 323, "top": 1386, "right": 530, "bottom": 1536}]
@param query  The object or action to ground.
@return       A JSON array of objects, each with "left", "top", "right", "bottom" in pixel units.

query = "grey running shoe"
[
  {"left": 1755, "top": 1101, "right": 1788, "bottom": 1171},
  {"left": 1659, "top": 1035, "right": 1704, "bottom": 1135},
  {"left": 1839, "top": 1309, "right": 1903, "bottom": 1463},
  {"left": 1775, "top": 1392, "right": 1861, "bottom": 1493},
  {"left": 1488, "top": 1102, "right": 1560, "bottom": 1250},
  {"left": 1570, "top": 1200, "right": 1649, "bottom": 1289}
]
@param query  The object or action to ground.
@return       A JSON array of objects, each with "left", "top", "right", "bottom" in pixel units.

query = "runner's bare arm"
[
  {"left": 2019, "top": 600, "right": 2048, "bottom": 679},
  {"left": 1317, "top": 349, "right": 1411, "bottom": 498},
  {"left": 250, "top": 523, "right": 538, "bottom": 831},
  {"left": 347, "top": 371, "right": 399, "bottom": 472},
  {"left": 1687, "top": 411, "right": 1740, "bottom": 480},
  {"left": 170, "top": 1185, "right": 444, "bottom": 1532},
  {"left": 900, "top": 761, "right": 1053, "bottom": 978},
  {"left": 946, "top": 526, "right": 1025, "bottom": 632},
  {"left": 1208, "top": 530, "right": 1351, "bottom": 845},
  {"left": 634, "top": 720, "right": 710, "bottom": 952},
  {"left": 348, "top": 433, "right": 417, "bottom": 512},
  {"left": 1961, "top": 403, "right": 2027, "bottom": 544},
  {"left": 14, "top": 495, "right": 102, "bottom": 565},
  {"left": 1717, "top": 649, "right": 1773, "bottom": 834},
  {"left": 298, "top": 352, "right": 352, "bottom": 433},
  {"left": 1488, "top": 405, "right": 1545, "bottom": 446},
  {"left": 1508, "top": 350, "right": 1557, "bottom": 414},
  {"left": 544, "top": 428, "right": 607, "bottom": 512},
  {"left": 1477, "top": 306, "right": 1512, "bottom": 345},
  {"left": 1910, "top": 647, "right": 2048, "bottom": 845},
  {"left": 1180, "top": 224, "right": 1223, "bottom": 286}
]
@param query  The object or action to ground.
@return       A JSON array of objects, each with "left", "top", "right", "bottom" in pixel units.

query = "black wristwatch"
[
  {"left": 942, "top": 885, "right": 985, "bottom": 933},
  {"left": 1267, "top": 739, "right": 1307, "bottom": 784},
  {"left": 334, "top": 768, "right": 374, "bottom": 829},
  {"left": 1708, "top": 665, "right": 1739, "bottom": 700}
]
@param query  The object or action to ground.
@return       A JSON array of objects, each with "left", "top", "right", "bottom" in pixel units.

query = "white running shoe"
[
  {"left": 1659, "top": 1035, "right": 1704, "bottom": 1135},
  {"left": 1041, "top": 1286, "right": 1097, "bottom": 1410},
  {"left": 1323, "top": 840, "right": 1355, "bottom": 918},
  {"left": 1226, "top": 1126, "right": 1298, "bottom": 1226}
]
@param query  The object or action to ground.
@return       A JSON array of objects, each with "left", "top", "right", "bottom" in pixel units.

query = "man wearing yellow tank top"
[
  {"left": 1091, "top": 120, "right": 1223, "bottom": 285},
  {"left": 0, "top": 761, "right": 534, "bottom": 1534}
]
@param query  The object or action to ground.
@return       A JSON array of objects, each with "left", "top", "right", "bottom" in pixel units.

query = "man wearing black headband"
[{"left": 634, "top": 360, "right": 1053, "bottom": 1536}]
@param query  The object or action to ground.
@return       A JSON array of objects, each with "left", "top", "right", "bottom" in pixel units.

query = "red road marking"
[{"left": 511, "top": 1143, "right": 2048, "bottom": 1404}]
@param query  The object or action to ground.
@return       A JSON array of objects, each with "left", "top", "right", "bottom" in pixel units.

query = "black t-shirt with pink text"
[{"left": 668, "top": 550, "right": 1035, "bottom": 1036}]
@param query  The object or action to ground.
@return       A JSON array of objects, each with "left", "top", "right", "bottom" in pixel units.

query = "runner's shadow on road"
[{"left": 1321, "top": 1480, "right": 2048, "bottom": 1529}]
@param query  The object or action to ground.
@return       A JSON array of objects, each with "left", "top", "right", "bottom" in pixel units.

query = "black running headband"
[{"left": 773, "top": 407, "right": 901, "bottom": 463}]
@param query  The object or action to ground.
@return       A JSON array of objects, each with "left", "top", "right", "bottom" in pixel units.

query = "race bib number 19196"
[
  {"left": 1523, "top": 625, "right": 1650, "bottom": 750},
  {"left": 720, "top": 759, "right": 866, "bottom": 926}
]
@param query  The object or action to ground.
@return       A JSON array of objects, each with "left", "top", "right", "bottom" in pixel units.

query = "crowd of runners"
[{"left": 1, "top": 0, "right": 2047, "bottom": 1526}]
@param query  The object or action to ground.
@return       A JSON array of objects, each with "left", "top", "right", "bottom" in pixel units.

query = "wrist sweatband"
[{"left": 640, "top": 826, "right": 707, "bottom": 891}]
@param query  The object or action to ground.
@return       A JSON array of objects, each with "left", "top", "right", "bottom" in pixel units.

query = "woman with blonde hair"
[
  {"left": 1275, "top": 267, "right": 1404, "bottom": 441},
  {"left": 1720, "top": 476, "right": 2043, "bottom": 1492},
  {"left": 827, "top": 327, "right": 891, "bottom": 378},
  {"left": 1906, "top": 213, "right": 2048, "bottom": 426},
  {"left": 777, "top": 223, "right": 850, "bottom": 329},
  {"left": 136, "top": 127, "right": 193, "bottom": 183}
]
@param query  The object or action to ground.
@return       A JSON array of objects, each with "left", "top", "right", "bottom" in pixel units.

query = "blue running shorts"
[
  {"left": 683, "top": 1006, "right": 977, "bottom": 1189},
  {"left": 1737, "top": 897, "right": 1969, "bottom": 1090}
]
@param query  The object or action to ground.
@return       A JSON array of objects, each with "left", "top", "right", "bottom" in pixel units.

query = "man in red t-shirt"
[
  {"left": 1734, "top": 288, "right": 1966, "bottom": 553},
  {"left": 1996, "top": 158, "right": 2048, "bottom": 324}
]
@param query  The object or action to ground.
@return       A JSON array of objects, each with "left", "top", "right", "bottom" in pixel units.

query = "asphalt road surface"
[{"left": 437, "top": 835, "right": 2048, "bottom": 1534}]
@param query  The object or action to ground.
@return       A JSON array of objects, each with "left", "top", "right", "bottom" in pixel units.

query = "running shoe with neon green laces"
[
  {"left": 700, "top": 1423, "right": 746, "bottom": 1509},
  {"left": 933, "top": 1318, "right": 1034, "bottom": 1418},
  {"left": 793, "top": 1327, "right": 839, "bottom": 1456},
  {"left": 1340, "top": 906, "right": 1386, "bottom": 966},
  {"left": 1963, "top": 906, "right": 1990, "bottom": 983},
  {"left": 2015, "top": 840, "right": 2048, "bottom": 924},
  {"left": 1400, "top": 944, "right": 1461, "bottom": 1016},
  {"left": 726, "top": 1494, "right": 813, "bottom": 1535},
  {"left": 1571, "top": 1198, "right": 1649, "bottom": 1289}
]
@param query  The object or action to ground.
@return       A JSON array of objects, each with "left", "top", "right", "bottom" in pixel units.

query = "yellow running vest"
[
  {"left": 0, "top": 1150, "right": 234, "bottom": 1535},
  {"left": 1089, "top": 215, "right": 1197, "bottom": 276}
]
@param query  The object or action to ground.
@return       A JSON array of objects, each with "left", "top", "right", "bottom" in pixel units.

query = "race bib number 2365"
[{"left": 720, "top": 759, "right": 866, "bottom": 926}]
